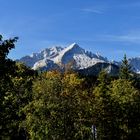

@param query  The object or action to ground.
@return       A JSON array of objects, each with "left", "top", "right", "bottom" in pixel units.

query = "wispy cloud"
[
  {"left": 76, "top": 30, "right": 140, "bottom": 45},
  {"left": 100, "top": 33, "right": 140, "bottom": 44},
  {"left": 81, "top": 8, "right": 103, "bottom": 14}
]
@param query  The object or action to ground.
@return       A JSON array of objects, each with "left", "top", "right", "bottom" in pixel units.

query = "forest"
[{"left": 1, "top": 36, "right": 140, "bottom": 140}]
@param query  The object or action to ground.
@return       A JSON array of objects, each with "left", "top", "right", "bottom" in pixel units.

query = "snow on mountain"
[
  {"left": 53, "top": 43, "right": 85, "bottom": 64},
  {"left": 17, "top": 46, "right": 63, "bottom": 68},
  {"left": 86, "top": 51, "right": 108, "bottom": 61},
  {"left": 17, "top": 43, "right": 140, "bottom": 75},
  {"left": 18, "top": 43, "right": 108, "bottom": 71},
  {"left": 33, "top": 59, "right": 59, "bottom": 71},
  {"left": 129, "top": 57, "right": 140, "bottom": 73},
  {"left": 53, "top": 43, "right": 106, "bottom": 69}
]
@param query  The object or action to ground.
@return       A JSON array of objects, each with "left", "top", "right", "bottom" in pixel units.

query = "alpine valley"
[{"left": 17, "top": 43, "right": 140, "bottom": 76}]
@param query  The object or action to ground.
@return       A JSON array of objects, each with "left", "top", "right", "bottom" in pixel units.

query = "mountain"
[
  {"left": 129, "top": 57, "right": 140, "bottom": 74},
  {"left": 17, "top": 46, "right": 63, "bottom": 68},
  {"left": 78, "top": 62, "right": 119, "bottom": 76},
  {"left": 17, "top": 43, "right": 119, "bottom": 76}
]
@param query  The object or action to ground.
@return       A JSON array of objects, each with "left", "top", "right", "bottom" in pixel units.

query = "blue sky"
[{"left": 1, "top": 0, "right": 140, "bottom": 60}]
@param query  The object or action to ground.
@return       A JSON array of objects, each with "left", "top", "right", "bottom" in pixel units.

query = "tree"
[
  {"left": 22, "top": 71, "right": 63, "bottom": 139},
  {"left": 0, "top": 35, "right": 36, "bottom": 139},
  {"left": 23, "top": 71, "right": 93, "bottom": 140},
  {"left": 0, "top": 62, "right": 36, "bottom": 139},
  {"left": 0, "top": 35, "right": 18, "bottom": 76},
  {"left": 92, "top": 69, "right": 140, "bottom": 140},
  {"left": 0, "top": 35, "right": 18, "bottom": 139},
  {"left": 119, "top": 54, "right": 132, "bottom": 80},
  {"left": 92, "top": 70, "right": 115, "bottom": 140},
  {"left": 61, "top": 73, "right": 91, "bottom": 140},
  {"left": 109, "top": 79, "right": 140, "bottom": 140}
]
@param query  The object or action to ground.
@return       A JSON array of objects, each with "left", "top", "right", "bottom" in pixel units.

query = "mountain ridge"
[{"left": 17, "top": 43, "right": 140, "bottom": 75}]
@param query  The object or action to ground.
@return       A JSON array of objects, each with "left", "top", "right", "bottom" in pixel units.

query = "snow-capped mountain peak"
[
  {"left": 17, "top": 43, "right": 140, "bottom": 75},
  {"left": 65, "top": 43, "right": 84, "bottom": 52},
  {"left": 53, "top": 43, "right": 86, "bottom": 65},
  {"left": 18, "top": 43, "right": 112, "bottom": 73}
]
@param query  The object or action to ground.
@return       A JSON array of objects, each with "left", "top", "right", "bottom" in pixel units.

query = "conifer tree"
[
  {"left": 110, "top": 79, "right": 140, "bottom": 140},
  {"left": 93, "top": 70, "right": 114, "bottom": 140},
  {"left": 119, "top": 54, "right": 132, "bottom": 80}
]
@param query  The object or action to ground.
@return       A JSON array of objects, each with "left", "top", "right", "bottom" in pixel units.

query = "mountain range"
[{"left": 17, "top": 43, "right": 140, "bottom": 76}]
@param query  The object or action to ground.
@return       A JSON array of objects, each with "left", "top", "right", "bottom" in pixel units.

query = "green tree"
[
  {"left": 0, "top": 35, "right": 18, "bottom": 76},
  {"left": 92, "top": 70, "right": 140, "bottom": 140},
  {"left": 92, "top": 70, "right": 115, "bottom": 140},
  {"left": 0, "top": 35, "right": 36, "bottom": 139},
  {"left": 110, "top": 79, "right": 140, "bottom": 140},
  {"left": 23, "top": 71, "right": 93, "bottom": 140},
  {"left": 119, "top": 54, "right": 132, "bottom": 80},
  {"left": 0, "top": 62, "right": 36, "bottom": 139},
  {"left": 61, "top": 73, "right": 92, "bottom": 140},
  {"left": 0, "top": 35, "right": 18, "bottom": 139}
]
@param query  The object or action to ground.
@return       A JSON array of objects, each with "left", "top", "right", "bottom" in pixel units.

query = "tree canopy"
[{"left": 0, "top": 35, "right": 140, "bottom": 140}]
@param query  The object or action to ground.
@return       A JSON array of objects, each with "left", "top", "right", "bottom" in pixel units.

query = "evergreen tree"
[
  {"left": 93, "top": 70, "right": 140, "bottom": 140},
  {"left": 110, "top": 79, "right": 140, "bottom": 140},
  {"left": 119, "top": 54, "right": 132, "bottom": 80},
  {"left": 93, "top": 70, "right": 115, "bottom": 140}
]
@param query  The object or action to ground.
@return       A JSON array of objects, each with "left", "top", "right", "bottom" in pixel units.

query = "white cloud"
[
  {"left": 81, "top": 8, "right": 103, "bottom": 14},
  {"left": 100, "top": 34, "right": 140, "bottom": 44}
]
